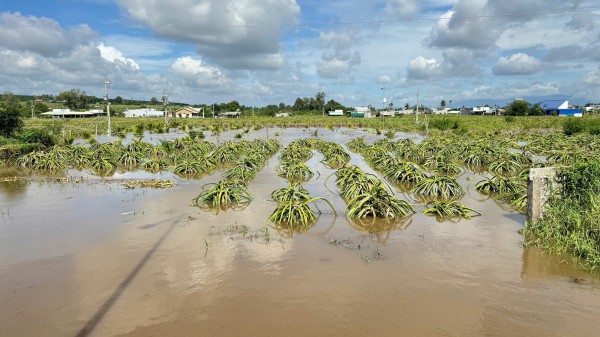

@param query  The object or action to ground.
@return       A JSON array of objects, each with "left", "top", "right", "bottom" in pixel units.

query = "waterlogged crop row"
[{"left": 193, "top": 139, "right": 280, "bottom": 210}]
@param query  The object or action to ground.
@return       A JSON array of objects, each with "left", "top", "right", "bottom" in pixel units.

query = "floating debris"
[{"left": 122, "top": 179, "right": 175, "bottom": 189}]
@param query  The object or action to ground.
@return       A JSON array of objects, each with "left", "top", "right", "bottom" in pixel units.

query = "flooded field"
[{"left": 1, "top": 128, "right": 600, "bottom": 337}]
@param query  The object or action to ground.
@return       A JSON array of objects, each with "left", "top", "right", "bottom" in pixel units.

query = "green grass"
[{"left": 525, "top": 161, "right": 600, "bottom": 270}]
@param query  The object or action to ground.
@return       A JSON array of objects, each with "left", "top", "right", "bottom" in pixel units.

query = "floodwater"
[{"left": 1, "top": 128, "right": 600, "bottom": 337}]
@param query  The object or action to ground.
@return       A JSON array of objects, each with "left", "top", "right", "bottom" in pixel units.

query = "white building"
[
  {"left": 473, "top": 106, "right": 493, "bottom": 114},
  {"left": 327, "top": 109, "right": 344, "bottom": 116},
  {"left": 124, "top": 108, "right": 164, "bottom": 118},
  {"left": 40, "top": 108, "right": 107, "bottom": 119}
]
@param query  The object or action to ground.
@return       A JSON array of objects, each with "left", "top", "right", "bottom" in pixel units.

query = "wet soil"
[{"left": 1, "top": 128, "right": 599, "bottom": 337}]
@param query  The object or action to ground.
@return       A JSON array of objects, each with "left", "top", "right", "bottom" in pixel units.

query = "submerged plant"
[
  {"left": 346, "top": 191, "right": 414, "bottom": 221},
  {"left": 276, "top": 162, "right": 314, "bottom": 182},
  {"left": 271, "top": 184, "right": 311, "bottom": 203},
  {"left": 412, "top": 175, "right": 464, "bottom": 199},
  {"left": 269, "top": 197, "right": 336, "bottom": 228},
  {"left": 423, "top": 200, "right": 481, "bottom": 220},
  {"left": 193, "top": 179, "right": 253, "bottom": 209}
]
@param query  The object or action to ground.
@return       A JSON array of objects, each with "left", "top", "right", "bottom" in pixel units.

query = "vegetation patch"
[{"left": 525, "top": 161, "right": 600, "bottom": 270}]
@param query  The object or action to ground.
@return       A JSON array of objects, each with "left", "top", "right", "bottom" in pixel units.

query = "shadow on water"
[{"left": 74, "top": 214, "right": 184, "bottom": 337}]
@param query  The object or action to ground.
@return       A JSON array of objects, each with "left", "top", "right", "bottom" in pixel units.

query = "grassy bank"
[{"left": 525, "top": 161, "right": 600, "bottom": 270}]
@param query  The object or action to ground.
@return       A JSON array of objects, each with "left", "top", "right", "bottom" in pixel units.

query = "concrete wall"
[{"left": 527, "top": 167, "right": 562, "bottom": 221}]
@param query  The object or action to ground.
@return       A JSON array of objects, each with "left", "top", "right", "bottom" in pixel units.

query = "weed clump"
[{"left": 525, "top": 161, "right": 600, "bottom": 270}]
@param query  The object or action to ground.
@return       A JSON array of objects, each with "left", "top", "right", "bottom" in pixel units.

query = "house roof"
[
  {"left": 539, "top": 99, "right": 567, "bottom": 110},
  {"left": 174, "top": 106, "right": 200, "bottom": 114}
]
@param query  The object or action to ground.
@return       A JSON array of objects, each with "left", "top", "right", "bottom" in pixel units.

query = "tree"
[
  {"left": 324, "top": 99, "right": 345, "bottom": 112},
  {"left": 315, "top": 91, "right": 326, "bottom": 110},
  {"left": 440, "top": 100, "right": 446, "bottom": 109},
  {"left": 529, "top": 103, "right": 545, "bottom": 116},
  {"left": 150, "top": 97, "right": 159, "bottom": 105},
  {"left": 0, "top": 92, "right": 24, "bottom": 137},
  {"left": 404, "top": 103, "right": 410, "bottom": 110},
  {"left": 114, "top": 96, "right": 124, "bottom": 104},
  {"left": 293, "top": 97, "right": 304, "bottom": 111},
  {"left": 505, "top": 100, "right": 531, "bottom": 116},
  {"left": 34, "top": 102, "right": 49, "bottom": 114},
  {"left": 57, "top": 89, "right": 89, "bottom": 110}
]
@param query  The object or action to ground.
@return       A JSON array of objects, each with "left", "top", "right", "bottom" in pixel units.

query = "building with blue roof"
[{"left": 537, "top": 99, "right": 583, "bottom": 117}]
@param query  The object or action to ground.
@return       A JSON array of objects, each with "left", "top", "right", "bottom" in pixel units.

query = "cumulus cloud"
[
  {"left": 407, "top": 56, "right": 441, "bottom": 79},
  {"left": 0, "top": 12, "right": 157, "bottom": 99},
  {"left": 492, "top": 53, "right": 542, "bottom": 75},
  {"left": 171, "top": 56, "right": 229, "bottom": 87},
  {"left": 425, "top": 1, "right": 502, "bottom": 50},
  {"left": 117, "top": 0, "right": 300, "bottom": 70},
  {"left": 385, "top": 0, "right": 420, "bottom": 18},
  {"left": 509, "top": 82, "right": 559, "bottom": 97},
  {"left": 584, "top": 70, "right": 600, "bottom": 86},
  {"left": 377, "top": 75, "right": 392, "bottom": 84},
  {"left": 0, "top": 12, "right": 97, "bottom": 57},
  {"left": 97, "top": 43, "right": 140, "bottom": 70},
  {"left": 316, "top": 31, "right": 362, "bottom": 79},
  {"left": 425, "top": 0, "right": 585, "bottom": 51},
  {"left": 462, "top": 85, "right": 491, "bottom": 99}
]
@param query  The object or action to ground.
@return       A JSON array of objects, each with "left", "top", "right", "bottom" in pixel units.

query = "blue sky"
[{"left": 1, "top": 0, "right": 600, "bottom": 107}]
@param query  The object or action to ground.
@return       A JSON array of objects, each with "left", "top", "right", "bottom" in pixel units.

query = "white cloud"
[
  {"left": 508, "top": 83, "right": 560, "bottom": 97},
  {"left": 0, "top": 12, "right": 97, "bottom": 57},
  {"left": 117, "top": 0, "right": 300, "bottom": 70},
  {"left": 97, "top": 43, "right": 140, "bottom": 70},
  {"left": 492, "top": 53, "right": 541, "bottom": 75},
  {"left": 385, "top": 0, "right": 420, "bottom": 18},
  {"left": 462, "top": 85, "right": 491, "bottom": 99},
  {"left": 407, "top": 56, "right": 441, "bottom": 79},
  {"left": 316, "top": 31, "right": 362, "bottom": 79},
  {"left": 171, "top": 56, "right": 229, "bottom": 87},
  {"left": 584, "top": 70, "right": 600, "bottom": 86},
  {"left": 378, "top": 75, "right": 392, "bottom": 84}
]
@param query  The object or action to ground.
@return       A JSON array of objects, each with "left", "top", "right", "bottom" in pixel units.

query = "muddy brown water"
[{"left": 1, "top": 128, "right": 600, "bottom": 337}]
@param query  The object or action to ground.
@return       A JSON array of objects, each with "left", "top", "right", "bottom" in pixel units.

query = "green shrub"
[
  {"left": 15, "top": 128, "right": 55, "bottom": 146},
  {"left": 429, "top": 118, "right": 459, "bottom": 131},
  {"left": 504, "top": 116, "right": 515, "bottom": 123},
  {"left": 563, "top": 118, "right": 583, "bottom": 135}
]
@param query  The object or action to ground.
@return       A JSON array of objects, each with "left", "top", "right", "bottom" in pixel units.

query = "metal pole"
[
  {"left": 416, "top": 88, "right": 420, "bottom": 124},
  {"left": 163, "top": 92, "right": 168, "bottom": 125},
  {"left": 105, "top": 77, "right": 111, "bottom": 137},
  {"left": 31, "top": 100, "right": 34, "bottom": 119}
]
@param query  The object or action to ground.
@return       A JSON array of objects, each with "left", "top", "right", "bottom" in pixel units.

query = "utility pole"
[
  {"left": 382, "top": 86, "right": 386, "bottom": 111},
  {"left": 104, "top": 77, "right": 111, "bottom": 137},
  {"left": 416, "top": 88, "right": 420, "bottom": 124},
  {"left": 212, "top": 104, "right": 215, "bottom": 118},
  {"left": 202, "top": 107, "right": 204, "bottom": 118},
  {"left": 162, "top": 90, "right": 169, "bottom": 125},
  {"left": 31, "top": 100, "right": 35, "bottom": 119}
]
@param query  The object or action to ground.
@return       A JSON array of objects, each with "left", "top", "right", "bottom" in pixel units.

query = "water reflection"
[
  {"left": 350, "top": 217, "right": 412, "bottom": 243},
  {"left": 0, "top": 180, "right": 29, "bottom": 197},
  {"left": 521, "top": 247, "right": 592, "bottom": 281}
]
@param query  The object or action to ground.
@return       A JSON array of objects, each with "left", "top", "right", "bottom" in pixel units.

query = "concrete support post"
[{"left": 527, "top": 167, "right": 561, "bottom": 222}]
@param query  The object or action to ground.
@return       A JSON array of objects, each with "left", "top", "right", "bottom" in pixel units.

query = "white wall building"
[{"left": 124, "top": 108, "right": 163, "bottom": 118}]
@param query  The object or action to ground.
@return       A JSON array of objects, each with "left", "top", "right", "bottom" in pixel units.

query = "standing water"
[{"left": 1, "top": 128, "right": 599, "bottom": 337}]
